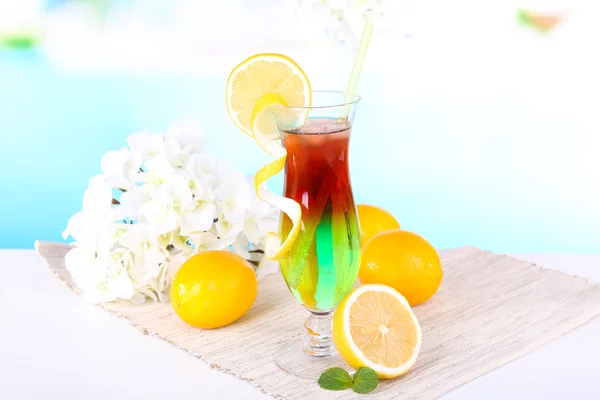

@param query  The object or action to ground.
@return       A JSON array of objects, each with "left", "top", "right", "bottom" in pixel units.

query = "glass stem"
[{"left": 303, "top": 311, "right": 337, "bottom": 357}]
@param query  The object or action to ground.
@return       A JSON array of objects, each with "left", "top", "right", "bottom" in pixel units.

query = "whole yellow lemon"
[
  {"left": 357, "top": 204, "right": 401, "bottom": 246},
  {"left": 359, "top": 230, "right": 442, "bottom": 306},
  {"left": 171, "top": 251, "right": 258, "bottom": 329}
]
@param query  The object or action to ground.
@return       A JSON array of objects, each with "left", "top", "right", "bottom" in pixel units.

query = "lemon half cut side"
[{"left": 333, "top": 284, "right": 423, "bottom": 379}]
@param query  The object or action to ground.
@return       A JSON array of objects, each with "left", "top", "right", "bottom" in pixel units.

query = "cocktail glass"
[{"left": 273, "top": 91, "right": 362, "bottom": 378}]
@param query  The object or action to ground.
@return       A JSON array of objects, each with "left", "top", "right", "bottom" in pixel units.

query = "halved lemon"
[
  {"left": 333, "top": 284, "right": 423, "bottom": 379},
  {"left": 225, "top": 54, "right": 311, "bottom": 261}
]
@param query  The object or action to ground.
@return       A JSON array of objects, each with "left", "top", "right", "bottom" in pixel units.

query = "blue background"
[{"left": 1, "top": 49, "right": 598, "bottom": 252}]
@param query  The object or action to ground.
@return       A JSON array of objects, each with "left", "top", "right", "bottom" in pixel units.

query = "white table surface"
[{"left": 1, "top": 250, "right": 599, "bottom": 399}]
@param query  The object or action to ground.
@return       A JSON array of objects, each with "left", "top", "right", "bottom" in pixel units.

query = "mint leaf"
[
  {"left": 352, "top": 367, "right": 379, "bottom": 394},
  {"left": 318, "top": 367, "right": 353, "bottom": 391}
]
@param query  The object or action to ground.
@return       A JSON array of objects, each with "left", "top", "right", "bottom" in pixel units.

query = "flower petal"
[
  {"left": 82, "top": 178, "right": 113, "bottom": 212},
  {"left": 100, "top": 148, "right": 141, "bottom": 184},
  {"left": 165, "top": 119, "right": 205, "bottom": 155},
  {"left": 127, "top": 131, "right": 165, "bottom": 158},
  {"left": 119, "top": 186, "right": 151, "bottom": 221},
  {"left": 180, "top": 202, "right": 217, "bottom": 235},
  {"left": 256, "top": 257, "right": 280, "bottom": 280}
]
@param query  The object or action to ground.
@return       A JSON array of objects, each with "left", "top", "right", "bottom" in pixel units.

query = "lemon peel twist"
[
  {"left": 225, "top": 54, "right": 312, "bottom": 284},
  {"left": 250, "top": 95, "right": 302, "bottom": 261}
]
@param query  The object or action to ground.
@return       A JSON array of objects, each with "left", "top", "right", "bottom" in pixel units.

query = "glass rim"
[{"left": 281, "top": 90, "right": 361, "bottom": 110}]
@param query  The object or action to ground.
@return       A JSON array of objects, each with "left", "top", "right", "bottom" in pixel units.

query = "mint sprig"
[
  {"left": 319, "top": 367, "right": 379, "bottom": 394},
  {"left": 317, "top": 367, "right": 353, "bottom": 391}
]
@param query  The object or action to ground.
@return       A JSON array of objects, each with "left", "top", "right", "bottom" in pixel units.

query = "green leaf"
[
  {"left": 516, "top": 9, "right": 533, "bottom": 27},
  {"left": 352, "top": 367, "right": 379, "bottom": 394},
  {"left": 318, "top": 367, "right": 353, "bottom": 391}
]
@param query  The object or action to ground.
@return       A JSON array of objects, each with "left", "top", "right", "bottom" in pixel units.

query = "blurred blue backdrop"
[{"left": 1, "top": 0, "right": 598, "bottom": 252}]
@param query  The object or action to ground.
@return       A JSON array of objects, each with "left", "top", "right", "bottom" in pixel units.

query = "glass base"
[
  {"left": 275, "top": 312, "right": 353, "bottom": 379},
  {"left": 275, "top": 338, "right": 352, "bottom": 379}
]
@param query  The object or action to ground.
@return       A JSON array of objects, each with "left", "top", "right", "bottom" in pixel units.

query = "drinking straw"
[{"left": 340, "top": 21, "right": 374, "bottom": 119}]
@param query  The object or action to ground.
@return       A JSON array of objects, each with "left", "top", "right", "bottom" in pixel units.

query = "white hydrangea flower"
[
  {"left": 65, "top": 241, "right": 134, "bottom": 303},
  {"left": 232, "top": 234, "right": 252, "bottom": 260},
  {"left": 255, "top": 257, "right": 281, "bottom": 281},
  {"left": 117, "top": 185, "right": 151, "bottom": 221},
  {"left": 62, "top": 119, "right": 280, "bottom": 304},
  {"left": 165, "top": 252, "right": 189, "bottom": 280},
  {"left": 244, "top": 193, "right": 279, "bottom": 246},
  {"left": 186, "top": 153, "right": 218, "bottom": 201},
  {"left": 62, "top": 178, "right": 116, "bottom": 245},
  {"left": 180, "top": 202, "right": 217, "bottom": 236},
  {"left": 118, "top": 224, "right": 167, "bottom": 283},
  {"left": 100, "top": 148, "right": 141, "bottom": 190},
  {"left": 190, "top": 229, "right": 237, "bottom": 253},
  {"left": 137, "top": 152, "right": 178, "bottom": 186},
  {"left": 139, "top": 173, "right": 193, "bottom": 234},
  {"left": 165, "top": 119, "right": 205, "bottom": 159},
  {"left": 214, "top": 166, "right": 252, "bottom": 224},
  {"left": 126, "top": 131, "right": 165, "bottom": 159}
]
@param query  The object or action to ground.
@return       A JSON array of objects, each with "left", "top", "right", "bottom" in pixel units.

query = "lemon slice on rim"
[
  {"left": 333, "top": 284, "right": 423, "bottom": 379},
  {"left": 226, "top": 53, "right": 312, "bottom": 260}
]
